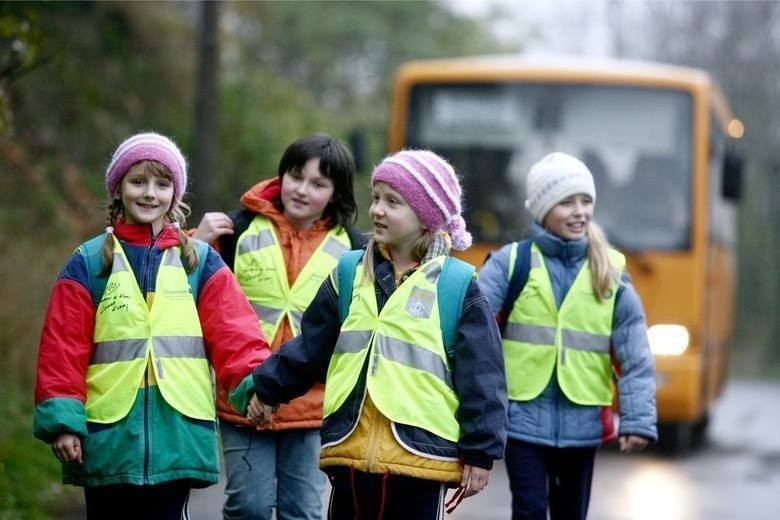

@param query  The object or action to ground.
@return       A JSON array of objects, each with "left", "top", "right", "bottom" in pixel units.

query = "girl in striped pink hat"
[
  {"left": 242, "top": 149, "right": 508, "bottom": 518},
  {"left": 34, "top": 132, "right": 271, "bottom": 518}
]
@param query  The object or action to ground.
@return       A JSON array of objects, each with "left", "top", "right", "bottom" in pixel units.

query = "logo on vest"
[{"left": 405, "top": 287, "right": 435, "bottom": 319}]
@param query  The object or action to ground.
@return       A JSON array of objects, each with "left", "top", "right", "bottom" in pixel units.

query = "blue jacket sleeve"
[
  {"left": 476, "top": 243, "right": 513, "bottom": 316},
  {"left": 612, "top": 275, "right": 658, "bottom": 441}
]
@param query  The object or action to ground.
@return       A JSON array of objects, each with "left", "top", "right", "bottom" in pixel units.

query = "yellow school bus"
[{"left": 388, "top": 55, "right": 743, "bottom": 450}]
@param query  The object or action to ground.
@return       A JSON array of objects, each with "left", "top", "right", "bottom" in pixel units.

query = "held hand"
[
  {"left": 619, "top": 434, "right": 649, "bottom": 452},
  {"left": 460, "top": 464, "right": 489, "bottom": 498},
  {"left": 51, "top": 433, "right": 82, "bottom": 463},
  {"left": 446, "top": 464, "right": 490, "bottom": 514},
  {"left": 193, "top": 212, "right": 234, "bottom": 243},
  {"left": 247, "top": 393, "right": 274, "bottom": 426}
]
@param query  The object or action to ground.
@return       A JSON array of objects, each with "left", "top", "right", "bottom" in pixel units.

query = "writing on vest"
[
  {"left": 323, "top": 256, "right": 461, "bottom": 443},
  {"left": 234, "top": 216, "right": 350, "bottom": 343},
  {"left": 502, "top": 242, "right": 625, "bottom": 405},
  {"left": 87, "top": 236, "right": 213, "bottom": 423}
]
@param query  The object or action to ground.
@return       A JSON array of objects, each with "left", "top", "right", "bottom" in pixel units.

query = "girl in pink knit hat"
[
  {"left": 33, "top": 132, "right": 271, "bottom": 518},
  {"left": 235, "top": 149, "right": 508, "bottom": 519}
]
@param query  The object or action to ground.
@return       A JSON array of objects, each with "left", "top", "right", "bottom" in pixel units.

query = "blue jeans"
[
  {"left": 505, "top": 439, "right": 597, "bottom": 520},
  {"left": 221, "top": 423, "right": 325, "bottom": 520}
]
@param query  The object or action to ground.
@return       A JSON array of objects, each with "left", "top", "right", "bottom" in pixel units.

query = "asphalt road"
[{"left": 188, "top": 377, "right": 780, "bottom": 519}]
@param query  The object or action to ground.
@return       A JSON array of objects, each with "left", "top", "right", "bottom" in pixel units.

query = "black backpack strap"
[
  {"left": 218, "top": 209, "right": 255, "bottom": 271},
  {"left": 498, "top": 239, "right": 533, "bottom": 332},
  {"left": 346, "top": 226, "right": 368, "bottom": 250}
]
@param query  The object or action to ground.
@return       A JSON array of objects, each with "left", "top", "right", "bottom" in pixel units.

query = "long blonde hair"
[
  {"left": 99, "top": 160, "right": 198, "bottom": 277},
  {"left": 586, "top": 221, "right": 620, "bottom": 301}
]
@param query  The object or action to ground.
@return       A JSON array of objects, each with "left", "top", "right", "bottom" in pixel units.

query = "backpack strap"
[
  {"left": 79, "top": 234, "right": 209, "bottom": 304},
  {"left": 498, "top": 239, "right": 533, "bottom": 332},
  {"left": 337, "top": 249, "right": 365, "bottom": 322},
  {"left": 218, "top": 209, "right": 255, "bottom": 271},
  {"left": 336, "top": 252, "right": 474, "bottom": 359},
  {"left": 79, "top": 234, "right": 110, "bottom": 306},
  {"left": 438, "top": 256, "right": 475, "bottom": 358}
]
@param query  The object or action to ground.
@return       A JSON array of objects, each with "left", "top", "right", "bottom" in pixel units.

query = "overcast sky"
[{"left": 444, "top": 0, "right": 615, "bottom": 56}]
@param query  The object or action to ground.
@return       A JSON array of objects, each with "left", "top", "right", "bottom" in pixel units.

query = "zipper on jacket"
[
  {"left": 143, "top": 371, "right": 150, "bottom": 484},
  {"left": 142, "top": 238, "right": 156, "bottom": 485},
  {"left": 364, "top": 394, "right": 383, "bottom": 473}
]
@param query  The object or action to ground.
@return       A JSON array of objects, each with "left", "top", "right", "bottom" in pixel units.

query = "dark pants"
[
  {"left": 505, "top": 439, "right": 597, "bottom": 520},
  {"left": 327, "top": 468, "right": 446, "bottom": 520},
  {"left": 84, "top": 480, "right": 191, "bottom": 520}
]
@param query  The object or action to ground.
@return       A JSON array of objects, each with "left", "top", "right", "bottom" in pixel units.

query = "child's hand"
[
  {"left": 51, "top": 433, "right": 82, "bottom": 463},
  {"left": 247, "top": 393, "right": 274, "bottom": 425},
  {"left": 619, "top": 434, "right": 649, "bottom": 452},
  {"left": 193, "top": 212, "right": 234, "bottom": 243},
  {"left": 446, "top": 464, "right": 490, "bottom": 514},
  {"left": 460, "top": 464, "right": 489, "bottom": 497}
]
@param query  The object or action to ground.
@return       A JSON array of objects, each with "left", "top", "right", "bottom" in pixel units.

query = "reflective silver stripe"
[
  {"left": 154, "top": 336, "right": 207, "bottom": 358},
  {"left": 503, "top": 323, "right": 556, "bottom": 345},
  {"left": 322, "top": 237, "right": 349, "bottom": 259},
  {"left": 334, "top": 330, "right": 372, "bottom": 354},
  {"left": 562, "top": 329, "right": 610, "bottom": 354},
  {"left": 112, "top": 253, "right": 129, "bottom": 273},
  {"left": 238, "top": 229, "right": 275, "bottom": 255},
  {"left": 290, "top": 311, "right": 303, "bottom": 333},
  {"left": 530, "top": 250, "right": 541, "bottom": 268},
  {"left": 422, "top": 260, "right": 442, "bottom": 284},
  {"left": 374, "top": 334, "right": 453, "bottom": 389},
  {"left": 251, "top": 303, "right": 283, "bottom": 325},
  {"left": 91, "top": 338, "right": 147, "bottom": 364},
  {"left": 164, "top": 250, "right": 183, "bottom": 267}
]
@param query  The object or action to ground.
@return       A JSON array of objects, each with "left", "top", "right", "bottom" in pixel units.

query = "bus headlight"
[{"left": 647, "top": 324, "right": 689, "bottom": 356}]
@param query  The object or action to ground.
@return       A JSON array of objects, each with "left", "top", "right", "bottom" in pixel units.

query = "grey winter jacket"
[{"left": 478, "top": 224, "right": 657, "bottom": 447}]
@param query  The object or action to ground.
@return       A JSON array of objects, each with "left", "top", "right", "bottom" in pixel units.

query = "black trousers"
[
  {"left": 505, "top": 439, "right": 597, "bottom": 520},
  {"left": 84, "top": 480, "right": 191, "bottom": 520},
  {"left": 327, "top": 468, "right": 447, "bottom": 520}
]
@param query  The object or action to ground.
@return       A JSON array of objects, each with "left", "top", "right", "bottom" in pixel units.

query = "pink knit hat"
[
  {"left": 371, "top": 149, "right": 472, "bottom": 250},
  {"left": 105, "top": 132, "right": 188, "bottom": 201}
]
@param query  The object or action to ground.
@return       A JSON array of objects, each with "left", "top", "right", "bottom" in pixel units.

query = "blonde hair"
[
  {"left": 99, "top": 160, "right": 198, "bottom": 277},
  {"left": 361, "top": 231, "right": 432, "bottom": 284},
  {"left": 586, "top": 222, "right": 621, "bottom": 301}
]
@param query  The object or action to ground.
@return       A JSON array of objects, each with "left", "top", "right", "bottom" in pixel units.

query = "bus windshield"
[{"left": 405, "top": 83, "right": 693, "bottom": 250}]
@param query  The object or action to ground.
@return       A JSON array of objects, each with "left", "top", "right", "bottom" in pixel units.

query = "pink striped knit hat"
[
  {"left": 105, "top": 132, "right": 188, "bottom": 201},
  {"left": 371, "top": 149, "right": 472, "bottom": 250}
]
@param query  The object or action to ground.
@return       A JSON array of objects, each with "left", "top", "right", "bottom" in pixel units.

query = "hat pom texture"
[
  {"left": 105, "top": 132, "right": 188, "bottom": 201},
  {"left": 371, "top": 150, "right": 472, "bottom": 250},
  {"left": 524, "top": 152, "right": 596, "bottom": 223}
]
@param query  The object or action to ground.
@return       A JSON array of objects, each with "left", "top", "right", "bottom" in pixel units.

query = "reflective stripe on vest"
[
  {"left": 87, "top": 236, "right": 213, "bottom": 423},
  {"left": 323, "top": 257, "right": 460, "bottom": 442},
  {"left": 234, "top": 216, "right": 350, "bottom": 343},
  {"left": 502, "top": 242, "right": 624, "bottom": 405}
]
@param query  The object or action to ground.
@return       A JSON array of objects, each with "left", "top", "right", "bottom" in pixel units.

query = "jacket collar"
[
  {"left": 239, "top": 177, "right": 332, "bottom": 233},
  {"left": 531, "top": 222, "right": 588, "bottom": 263},
  {"left": 114, "top": 220, "right": 180, "bottom": 249}
]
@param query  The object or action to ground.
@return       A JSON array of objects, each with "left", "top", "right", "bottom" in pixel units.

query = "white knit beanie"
[{"left": 524, "top": 152, "right": 596, "bottom": 223}]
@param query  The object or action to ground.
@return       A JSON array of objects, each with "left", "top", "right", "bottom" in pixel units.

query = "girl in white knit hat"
[{"left": 478, "top": 152, "right": 657, "bottom": 520}]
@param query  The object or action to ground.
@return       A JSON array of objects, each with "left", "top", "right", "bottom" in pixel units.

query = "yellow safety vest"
[
  {"left": 502, "top": 242, "right": 624, "bottom": 405},
  {"left": 323, "top": 256, "right": 460, "bottom": 442},
  {"left": 87, "top": 237, "right": 213, "bottom": 423},
  {"left": 234, "top": 216, "right": 351, "bottom": 342}
]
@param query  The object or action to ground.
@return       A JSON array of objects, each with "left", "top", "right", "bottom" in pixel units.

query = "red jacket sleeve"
[
  {"left": 35, "top": 279, "right": 95, "bottom": 404},
  {"left": 198, "top": 265, "right": 271, "bottom": 391}
]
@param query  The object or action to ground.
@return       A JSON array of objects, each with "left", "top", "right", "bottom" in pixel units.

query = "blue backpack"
[{"left": 336, "top": 250, "right": 474, "bottom": 358}]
